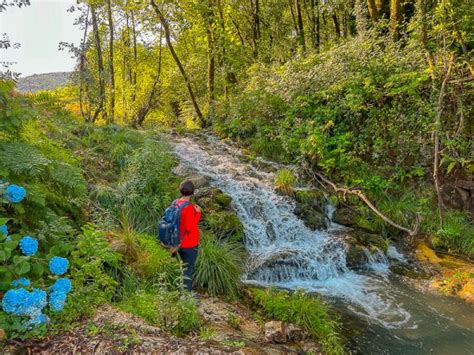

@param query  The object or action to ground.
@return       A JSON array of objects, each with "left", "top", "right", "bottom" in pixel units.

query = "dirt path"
[{"left": 8, "top": 297, "right": 321, "bottom": 354}]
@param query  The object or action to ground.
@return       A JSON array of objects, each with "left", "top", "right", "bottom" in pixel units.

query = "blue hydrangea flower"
[
  {"left": 0, "top": 225, "right": 10, "bottom": 241},
  {"left": 2, "top": 288, "right": 47, "bottom": 317},
  {"left": 49, "top": 291, "right": 67, "bottom": 312},
  {"left": 11, "top": 277, "right": 31, "bottom": 287},
  {"left": 0, "top": 224, "right": 8, "bottom": 236},
  {"left": 5, "top": 184, "right": 26, "bottom": 203},
  {"left": 19, "top": 236, "right": 38, "bottom": 256},
  {"left": 28, "top": 313, "right": 48, "bottom": 326},
  {"left": 49, "top": 256, "right": 69, "bottom": 275},
  {"left": 49, "top": 278, "right": 72, "bottom": 294}
]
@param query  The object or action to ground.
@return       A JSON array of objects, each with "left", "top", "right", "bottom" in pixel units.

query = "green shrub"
[
  {"left": 120, "top": 140, "right": 178, "bottom": 233},
  {"left": 275, "top": 169, "right": 296, "bottom": 195},
  {"left": 436, "top": 210, "right": 474, "bottom": 256},
  {"left": 118, "top": 290, "right": 200, "bottom": 336},
  {"left": 133, "top": 233, "right": 181, "bottom": 286},
  {"left": 250, "top": 288, "right": 344, "bottom": 355},
  {"left": 194, "top": 233, "right": 244, "bottom": 298}
]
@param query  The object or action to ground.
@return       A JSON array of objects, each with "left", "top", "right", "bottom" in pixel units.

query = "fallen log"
[{"left": 306, "top": 169, "right": 421, "bottom": 237}]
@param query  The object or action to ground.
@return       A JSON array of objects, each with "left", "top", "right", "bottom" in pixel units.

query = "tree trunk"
[
  {"left": 375, "top": 0, "right": 389, "bottom": 18},
  {"left": 217, "top": 0, "right": 230, "bottom": 102},
  {"left": 131, "top": 10, "right": 138, "bottom": 103},
  {"left": 250, "top": 0, "right": 260, "bottom": 59},
  {"left": 416, "top": 0, "right": 434, "bottom": 76},
  {"left": 91, "top": 4, "right": 106, "bottom": 123},
  {"left": 79, "top": 6, "right": 90, "bottom": 121},
  {"left": 433, "top": 56, "right": 454, "bottom": 227},
  {"left": 106, "top": 0, "right": 115, "bottom": 123},
  {"left": 150, "top": 0, "right": 204, "bottom": 125},
  {"left": 207, "top": 0, "right": 215, "bottom": 122},
  {"left": 367, "top": 0, "right": 379, "bottom": 22},
  {"left": 390, "top": 0, "right": 402, "bottom": 40},
  {"left": 332, "top": 12, "right": 341, "bottom": 38},
  {"left": 134, "top": 29, "right": 163, "bottom": 127},
  {"left": 295, "top": 0, "right": 306, "bottom": 51}
]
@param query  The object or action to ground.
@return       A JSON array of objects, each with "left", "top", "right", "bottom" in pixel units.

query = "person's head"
[{"left": 179, "top": 180, "right": 195, "bottom": 197}]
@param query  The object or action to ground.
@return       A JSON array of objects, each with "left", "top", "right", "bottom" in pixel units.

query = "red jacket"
[{"left": 176, "top": 199, "right": 201, "bottom": 248}]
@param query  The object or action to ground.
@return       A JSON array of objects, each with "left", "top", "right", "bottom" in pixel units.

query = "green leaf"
[
  {"left": 4, "top": 240, "right": 18, "bottom": 251},
  {"left": 0, "top": 217, "right": 10, "bottom": 225},
  {"left": 15, "top": 261, "right": 30, "bottom": 275},
  {"left": 446, "top": 161, "right": 457, "bottom": 175},
  {"left": 0, "top": 250, "right": 5, "bottom": 262},
  {"left": 32, "top": 263, "right": 44, "bottom": 277},
  {"left": 48, "top": 245, "right": 61, "bottom": 257}
]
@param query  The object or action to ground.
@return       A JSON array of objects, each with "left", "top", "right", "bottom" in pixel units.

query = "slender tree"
[
  {"left": 295, "top": 0, "right": 306, "bottom": 51},
  {"left": 150, "top": 0, "right": 204, "bottom": 125},
  {"left": 106, "top": 0, "right": 115, "bottom": 123},
  {"left": 90, "top": 4, "right": 106, "bottom": 122}
]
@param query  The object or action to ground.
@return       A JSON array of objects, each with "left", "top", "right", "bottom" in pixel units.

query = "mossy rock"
[
  {"left": 294, "top": 206, "right": 328, "bottom": 230},
  {"left": 294, "top": 189, "right": 326, "bottom": 214},
  {"left": 194, "top": 187, "right": 233, "bottom": 210},
  {"left": 333, "top": 207, "right": 362, "bottom": 227},
  {"left": 215, "top": 192, "right": 232, "bottom": 208},
  {"left": 346, "top": 245, "right": 369, "bottom": 268},
  {"left": 204, "top": 211, "right": 244, "bottom": 241}
]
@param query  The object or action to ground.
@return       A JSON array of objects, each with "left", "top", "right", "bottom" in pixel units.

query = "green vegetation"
[
  {"left": 45, "top": 0, "right": 472, "bottom": 257},
  {"left": 250, "top": 288, "right": 343, "bottom": 355},
  {"left": 0, "top": 82, "right": 244, "bottom": 341},
  {"left": 194, "top": 233, "right": 244, "bottom": 298},
  {"left": 275, "top": 169, "right": 297, "bottom": 195},
  {"left": 117, "top": 290, "right": 200, "bottom": 336}
]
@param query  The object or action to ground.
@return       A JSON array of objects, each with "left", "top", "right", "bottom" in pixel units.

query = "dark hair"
[{"left": 179, "top": 180, "right": 195, "bottom": 196}]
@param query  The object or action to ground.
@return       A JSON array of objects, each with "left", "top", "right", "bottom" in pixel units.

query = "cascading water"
[
  {"left": 173, "top": 135, "right": 410, "bottom": 328},
  {"left": 172, "top": 134, "right": 474, "bottom": 353}
]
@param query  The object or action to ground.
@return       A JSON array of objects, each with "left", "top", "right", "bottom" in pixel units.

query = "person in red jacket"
[{"left": 175, "top": 180, "right": 201, "bottom": 292}]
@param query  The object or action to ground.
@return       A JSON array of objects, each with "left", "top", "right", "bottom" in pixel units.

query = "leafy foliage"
[{"left": 250, "top": 288, "right": 343, "bottom": 355}]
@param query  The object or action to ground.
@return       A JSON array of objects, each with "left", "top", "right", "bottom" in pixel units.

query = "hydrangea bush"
[{"left": 0, "top": 183, "right": 72, "bottom": 329}]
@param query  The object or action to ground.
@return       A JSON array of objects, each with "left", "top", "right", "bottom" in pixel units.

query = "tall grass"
[
  {"left": 194, "top": 233, "right": 245, "bottom": 298},
  {"left": 250, "top": 288, "right": 344, "bottom": 355}
]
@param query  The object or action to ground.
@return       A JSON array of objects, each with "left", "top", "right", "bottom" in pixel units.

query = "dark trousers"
[{"left": 178, "top": 247, "right": 198, "bottom": 292}]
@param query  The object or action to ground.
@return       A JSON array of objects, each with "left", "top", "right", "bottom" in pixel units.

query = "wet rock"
[
  {"left": 266, "top": 222, "right": 277, "bottom": 241},
  {"left": 294, "top": 207, "right": 327, "bottom": 230},
  {"left": 294, "top": 189, "right": 325, "bottom": 214},
  {"left": 332, "top": 207, "right": 359, "bottom": 227},
  {"left": 284, "top": 323, "right": 307, "bottom": 341},
  {"left": 264, "top": 321, "right": 286, "bottom": 343},
  {"left": 188, "top": 175, "right": 210, "bottom": 189},
  {"left": 337, "top": 229, "right": 389, "bottom": 268},
  {"left": 205, "top": 211, "right": 244, "bottom": 241},
  {"left": 345, "top": 244, "right": 369, "bottom": 268},
  {"left": 172, "top": 163, "right": 195, "bottom": 177}
]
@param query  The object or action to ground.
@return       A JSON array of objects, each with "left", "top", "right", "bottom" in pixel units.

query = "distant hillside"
[{"left": 16, "top": 72, "right": 72, "bottom": 93}]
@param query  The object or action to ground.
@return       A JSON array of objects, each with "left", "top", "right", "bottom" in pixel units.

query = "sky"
[{"left": 0, "top": 0, "right": 82, "bottom": 77}]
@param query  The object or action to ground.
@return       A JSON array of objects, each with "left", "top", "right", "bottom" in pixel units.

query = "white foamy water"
[{"left": 172, "top": 135, "right": 411, "bottom": 328}]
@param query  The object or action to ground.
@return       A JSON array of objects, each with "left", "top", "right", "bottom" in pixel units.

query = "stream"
[{"left": 172, "top": 134, "right": 474, "bottom": 354}]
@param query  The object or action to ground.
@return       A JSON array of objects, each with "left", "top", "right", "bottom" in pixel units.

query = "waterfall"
[{"left": 173, "top": 135, "right": 411, "bottom": 329}]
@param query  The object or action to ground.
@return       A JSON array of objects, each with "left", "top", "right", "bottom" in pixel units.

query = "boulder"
[
  {"left": 337, "top": 229, "right": 388, "bottom": 268},
  {"left": 264, "top": 321, "right": 286, "bottom": 343},
  {"left": 332, "top": 207, "right": 359, "bottom": 227},
  {"left": 188, "top": 175, "right": 210, "bottom": 189},
  {"left": 266, "top": 222, "right": 277, "bottom": 241},
  {"left": 284, "top": 323, "right": 307, "bottom": 342},
  {"left": 172, "top": 164, "right": 194, "bottom": 177},
  {"left": 345, "top": 244, "right": 369, "bottom": 268},
  {"left": 294, "top": 189, "right": 326, "bottom": 214},
  {"left": 294, "top": 206, "right": 327, "bottom": 230}
]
